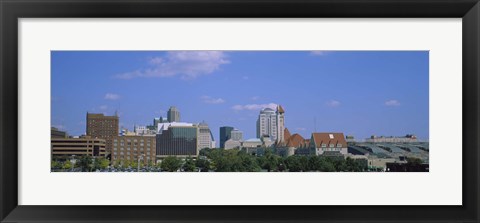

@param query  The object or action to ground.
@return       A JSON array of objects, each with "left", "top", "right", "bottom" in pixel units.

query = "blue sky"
[{"left": 51, "top": 51, "right": 429, "bottom": 142}]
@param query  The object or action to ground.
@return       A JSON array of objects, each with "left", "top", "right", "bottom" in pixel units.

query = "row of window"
[
  {"left": 320, "top": 144, "right": 343, "bottom": 148},
  {"left": 114, "top": 151, "right": 151, "bottom": 155},
  {"left": 112, "top": 156, "right": 153, "bottom": 160},
  {"left": 112, "top": 147, "right": 154, "bottom": 151}
]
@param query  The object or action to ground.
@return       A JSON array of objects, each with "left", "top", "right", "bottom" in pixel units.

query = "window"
[
  {"left": 337, "top": 144, "right": 342, "bottom": 148},
  {"left": 321, "top": 144, "right": 327, "bottom": 148},
  {"left": 329, "top": 134, "right": 334, "bottom": 139},
  {"left": 329, "top": 144, "right": 334, "bottom": 148}
]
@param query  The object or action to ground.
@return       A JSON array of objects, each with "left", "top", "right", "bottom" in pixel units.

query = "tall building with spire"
[
  {"left": 256, "top": 105, "right": 285, "bottom": 143},
  {"left": 167, "top": 106, "right": 180, "bottom": 122}
]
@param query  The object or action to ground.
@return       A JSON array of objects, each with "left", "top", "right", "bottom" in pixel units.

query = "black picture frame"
[{"left": 1, "top": 0, "right": 479, "bottom": 222}]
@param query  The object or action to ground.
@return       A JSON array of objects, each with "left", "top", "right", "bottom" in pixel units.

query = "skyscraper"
[
  {"left": 167, "top": 106, "right": 180, "bottom": 122},
  {"left": 256, "top": 105, "right": 285, "bottom": 143},
  {"left": 86, "top": 112, "right": 119, "bottom": 155},
  {"left": 197, "top": 121, "right": 215, "bottom": 150},
  {"left": 219, "top": 126, "right": 234, "bottom": 148}
]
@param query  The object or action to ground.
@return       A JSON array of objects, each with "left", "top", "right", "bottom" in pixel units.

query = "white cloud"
[
  {"left": 104, "top": 93, "right": 120, "bottom": 100},
  {"left": 200, "top": 96, "right": 225, "bottom": 104},
  {"left": 251, "top": 96, "right": 260, "bottom": 101},
  {"left": 326, "top": 100, "right": 341, "bottom": 107},
  {"left": 385, "top": 99, "right": 401, "bottom": 106},
  {"left": 99, "top": 105, "right": 108, "bottom": 111},
  {"left": 232, "top": 103, "right": 277, "bottom": 111},
  {"left": 295, "top": 127, "right": 307, "bottom": 131},
  {"left": 115, "top": 51, "right": 230, "bottom": 80}
]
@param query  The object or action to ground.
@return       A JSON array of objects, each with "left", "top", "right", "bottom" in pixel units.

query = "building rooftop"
[{"left": 311, "top": 132, "right": 347, "bottom": 148}]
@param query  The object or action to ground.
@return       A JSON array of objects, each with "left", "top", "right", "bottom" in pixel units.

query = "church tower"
[{"left": 276, "top": 105, "right": 285, "bottom": 143}]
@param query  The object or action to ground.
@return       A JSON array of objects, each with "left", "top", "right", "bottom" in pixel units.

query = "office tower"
[
  {"left": 86, "top": 113, "right": 119, "bottom": 155},
  {"left": 156, "top": 126, "right": 198, "bottom": 158},
  {"left": 219, "top": 126, "right": 234, "bottom": 148},
  {"left": 51, "top": 137, "right": 106, "bottom": 161},
  {"left": 256, "top": 105, "right": 285, "bottom": 143},
  {"left": 111, "top": 135, "right": 156, "bottom": 165},
  {"left": 197, "top": 121, "right": 214, "bottom": 150},
  {"left": 167, "top": 106, "right": 180, "bottom": 122},
  {"left": 230, "top": 129, "right": 243, "bottom": 141}
]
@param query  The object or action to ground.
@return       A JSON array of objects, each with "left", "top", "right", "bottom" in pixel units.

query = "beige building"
[
  {"left": 51, "top": 137, "right": 106, "bottom": 160},
  {"left": 111, "top": 135, "right": 156, "bottom": 165},
  {"left": 86, "top": 113, "right": 119, "bottom": 154}
]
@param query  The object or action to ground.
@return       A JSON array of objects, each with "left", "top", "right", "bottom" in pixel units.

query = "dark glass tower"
[{"left": 219, "top": 126, "right": 234, "bottom": 148}]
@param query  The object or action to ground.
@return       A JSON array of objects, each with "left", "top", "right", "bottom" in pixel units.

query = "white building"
[
  {"left": 134, "top": 125, "right": 156, "bottom": 136},
  {"left": 224, "top": 139, "right": 242, "bottom": 149},
  {"left": 157, "top": 122, "right": 193, "bottom": 134},
  {"left": 196, "top": 121, "right": 215, "bottom": 150},
  {"left": 256, "top": 105, "right": 285, "bottom": 143},
  {"left": 230, "top": 129, "right": 243, "bottom": 141}
]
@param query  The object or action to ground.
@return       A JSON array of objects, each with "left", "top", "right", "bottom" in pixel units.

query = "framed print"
[{"left": 1, "top": 0, "right": 479, "bottom": 222}]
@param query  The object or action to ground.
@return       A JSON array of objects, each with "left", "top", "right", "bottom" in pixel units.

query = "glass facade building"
[
  {"left": 156, "top": 126, "right": 198, "bottom": 157},
  {"left": 219, "top": 126, "right": 234, "bottom": 149}
]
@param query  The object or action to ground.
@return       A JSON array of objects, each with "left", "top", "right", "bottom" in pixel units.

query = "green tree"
[
  {"left": 62, "top": 160, "right": 72, "bottom": 170},
  {"left": 96, "top": 157, "right": 110, "bottom": 170},
  {"left": 78, "top": 155, "right": 92, "bottom": 172},
  {"left": 51, "top": 160, "right": 62, "bottom": 170},
  {"left": 183, "top": 156, "right": 196, "bottom": 172},
  {"left": 406, "top": 157, "right": 422, "bottom": 165},
  {"left": 195, "top": 157, "right": 211, "bottom": 172},
  {"left": 259, "top": 149, "right": 281, "bottom": 172},
  {"left": 161, "top": 156, "right": 182, "bottom": 172}
]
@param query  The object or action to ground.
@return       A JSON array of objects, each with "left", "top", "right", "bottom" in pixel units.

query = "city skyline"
[{"left": 51, "top": 51, "right": 429, "bottom": 142}]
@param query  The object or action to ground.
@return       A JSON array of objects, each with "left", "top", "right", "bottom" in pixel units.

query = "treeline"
[
  {"left": 51, "top": 156, "right": 110, "bottom": 172},
  {"left": 158, "top": 148, "right": 367, "bottom": 172}
]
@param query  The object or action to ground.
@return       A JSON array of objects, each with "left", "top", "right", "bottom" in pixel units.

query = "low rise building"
[
  {"left": 224, "top": 139, "right": 242, "bottom": 149},
  {"left": 310, "top": 133, "right": 348, "bottom": 155},
  {"left": 365, "top": 134, "right": 418, "bottom": 143},
  {"left": 111, "top": 135, "right": 156, "bottom": 165},
  {"left": 51, "top": 137, "right": 106, "bottom": 161},
  {"left": 156, "top": 126, "right": 198, "bottom": 158},
  {"left": 51, "top": 127, "right": 68, "bottom": 139}
]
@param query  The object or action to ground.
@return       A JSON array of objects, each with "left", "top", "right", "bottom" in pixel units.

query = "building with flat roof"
[
  {"left": 86, "top": 113, "right": 119, "bottom": 155},
  {"left": 51, "top": 127, "right": 68, "bottom": 139},
  {"left": 230, "top": 129, "right": 243, "bottom": 141},
  {"left": 365, "top": 134, "right": 418, "bottom": 143},
  {"left": 156, "top": 126, "right": 198, "bottom": 158},
  {"left": 134, "top": 125, "right": 156, "bottom": 136},
  {"left": 51, "top": 137, "right": 106, "bottom": 161},
  {"left": 219, "top": 126, "right": 234, "bottom": 148},
  {"left": 111, "top": 135, "right": 156, "bottom": 165}
]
